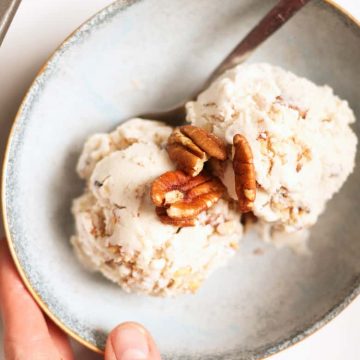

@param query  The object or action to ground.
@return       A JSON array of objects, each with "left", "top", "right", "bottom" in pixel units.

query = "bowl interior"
[{"left": 3, "top": 0, "right": 360, "bottom": 358}]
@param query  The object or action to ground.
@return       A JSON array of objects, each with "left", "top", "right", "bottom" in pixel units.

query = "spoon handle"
[
  {"left": 141, "top": 0, "right": 311, "bottom": 124},
  {"left": 0, "top": 0, "right": 21, "bottom": 46},
  {"left": 206, "top": 0, "right": 311, "bottom": 85}
]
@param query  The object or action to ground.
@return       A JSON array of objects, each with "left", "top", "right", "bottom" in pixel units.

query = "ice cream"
[
  {"left": 72, "top": 63, "right": 357, "bottom": 295},
  {"left": 71, "top": 119, "right": 242, "bottom": 296},
  {"left": 186, "top": 63, "right": 357, "bottom": 245}
]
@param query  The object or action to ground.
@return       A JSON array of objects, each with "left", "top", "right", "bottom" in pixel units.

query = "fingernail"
[{"left": 111, "top": 324, "right": 149, "bottom": 360}]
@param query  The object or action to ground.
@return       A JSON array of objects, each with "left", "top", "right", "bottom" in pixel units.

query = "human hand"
[{"left": 0, "top": 238, "right": 161, "bottom": 360}]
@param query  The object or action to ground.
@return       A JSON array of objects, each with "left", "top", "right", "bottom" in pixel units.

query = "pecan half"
[
  {"left": 151, "top": 171, "right": 210, "bottom": 207},
  {"left": 151, "top": 170, "right": 225, "bottom": 224},
  {"left": 155, "top": 207, "right": 197, "bottom": 227},
  {"left": 167, "top": 177, "right": 225, "bottom": 219},
  {"left": 180, "top": 126, "right": 227, "bottom": 159},
  {"left": 167, "top": 125, "right": 227, "bottom": 176},
  {"left": 233, "top": 134, "right": 256, "bottom": 213}
]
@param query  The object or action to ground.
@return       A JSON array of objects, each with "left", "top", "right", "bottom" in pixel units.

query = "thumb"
[{"left": 105, "top": 322, "right": 161, "bottom": 360}]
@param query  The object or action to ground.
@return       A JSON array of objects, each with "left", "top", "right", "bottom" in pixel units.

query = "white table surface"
[{"left": 0, "top": 1, "right": 359, "bottom": 359}]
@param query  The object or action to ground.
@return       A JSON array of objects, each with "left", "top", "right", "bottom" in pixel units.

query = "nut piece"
[
  {"left": 155, "top": 207, "right": 197, "bottom": 227},
  {"left": 167, "top": 125, "right": 227, "bottom": 176},
  {"left": 167, "top": 142, "right": 205, "bottom": 178},
  {"left": 151, "top": 170, "right": 226, "bottom": 225},
  {"left": 180, "top": 126, "right": 227, "bottom": 160},
  {"left": 233, "top": 134, "right": 256, "bottom": 213},
  {"left": 167, "top": 177, "right": 225, "bottom": 219},
  {"left": 275, "top": 96, "right": 308, "bottom": 119},
  {"left": 151, "top": 170, "right": 210, "bottom": 207}
]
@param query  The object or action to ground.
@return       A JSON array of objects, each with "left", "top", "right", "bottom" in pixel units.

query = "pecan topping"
[
  {"left": 167, "top": 125, "right": 227, "bottom": 176},
  {"left": 167, "top": 177, "right": 225, "bottom": 219},
  {"left": 233, "top": 134, "right": 256, "bottom": 213},
  {"left": 180, "top": 126, "right": 227, "bottom": 159},
  {"left": 151, "top": 171, "right": 209, "bottom": 206},
  {"left": 151, "top": 170, "right": 225, "bottom": 225},
  {"left": 155, "top": 207, "right": 197, "bottom": 227}
]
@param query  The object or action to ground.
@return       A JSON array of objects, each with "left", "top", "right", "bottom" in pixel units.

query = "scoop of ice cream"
[
  {"left": 77, "top": 118, "right": 172, "bottom": 179},
  {"left": 72, "top": 119, "right": 242, "bottom": 296},
  {"left": 186, "top": 63, "right": 357, "bottom": 242}
]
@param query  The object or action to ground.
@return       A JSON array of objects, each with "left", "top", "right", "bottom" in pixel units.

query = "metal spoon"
[
  {"left": 140, "top": 0, "right": 311, "bottom": 125},
  {"left": 0, "top": 0, "right": 21, "bottom": 46}
]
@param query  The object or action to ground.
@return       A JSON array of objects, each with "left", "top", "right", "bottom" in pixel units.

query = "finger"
[
  {"left": 105, "top": 322, "right": 161, "bottom": 360},
  {"left": 0, "top": 239, "right": 61, "bottom": 360},
  {"left": 145, "top": 330, "right": 161, "bottom": 360},
  {"left": 47, "top": 317, "right": 74, "bottom": 360}
]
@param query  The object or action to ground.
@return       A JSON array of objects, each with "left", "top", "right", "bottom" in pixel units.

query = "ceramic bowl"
[{"left": 2, "top": 0, "right": 360, "bottom": 358}]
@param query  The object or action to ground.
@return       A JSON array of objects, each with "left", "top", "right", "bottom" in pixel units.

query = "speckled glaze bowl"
[{"left": 2, "top": 0, "right": 360, "bottom": 358}]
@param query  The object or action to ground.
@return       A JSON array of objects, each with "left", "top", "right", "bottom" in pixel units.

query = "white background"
[{"left": 0, "top": 1, "right": 359, "bottom": 359}]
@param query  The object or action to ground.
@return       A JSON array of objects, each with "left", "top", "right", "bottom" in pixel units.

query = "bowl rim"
[{"left": 2, "top": 0, "right": 360, "bottom": 357}]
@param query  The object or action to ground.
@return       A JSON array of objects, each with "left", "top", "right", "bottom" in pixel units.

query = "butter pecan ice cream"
[
  {"left": 71, "top": 119, "right": 242, "bottom": 296},
  {"left": 186, "top": 63, "right": 357, "bottom": 245}
]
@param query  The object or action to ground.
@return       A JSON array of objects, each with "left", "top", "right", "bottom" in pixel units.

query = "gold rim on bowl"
[{"left": 1, "top": 0, "right": 360, "bottom": 356}]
